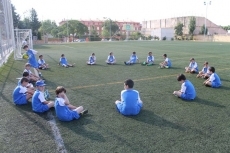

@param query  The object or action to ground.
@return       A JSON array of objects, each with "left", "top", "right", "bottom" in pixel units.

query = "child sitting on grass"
[
  {"left": 124, "top": 52, "right": 139, "bottom": 65},
  {"left": 142, "top": 52, "right": 154, "bottom": 66},
  {"left": 159, "top": 54, "right": 172, "bottom": 68},
  {"left": 13, "top": 78, "right": 34, "bottom": 105},
  {"left": 55, "top": 86, "right": 88, "bottom": 121},
  {"left": 203, "top": 67, "right": 221, "bottom": 88},
  {"left": 115, "top": 79, "right": 143, "bottom": 116},
  {"left": 59, "top": 54, "right": 75, "bottom": 68},
  {"left": 23, "top": 63, "right": 41, "bottom": 82},
  {"left": 185, "top": 58, "right": 199, "bottom": 73},
  {"left": 38, "top": 55, "right": 49, "bottom": 69},
  {"left": 32, "top": 80, "right": 54, "bottom": 113},
  {"left": 173, "top": 74, "right": 196, "bottom": 100},
  {"left": 87, "top": 53, "right": 96, "bottom": 65},
  {"left": 106, "top": 52, "right": 116, "bottom": 65},
  {"left": 197, "top": 61, "right": 211, "bottom": 79}
]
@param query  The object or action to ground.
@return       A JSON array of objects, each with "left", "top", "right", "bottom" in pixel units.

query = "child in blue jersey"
[
  {"left": 87, "top": 53, "right": 96, "bottom": 65},
  {"left": 32, "top": 80, "right": 54, "bottom": 113},
  {"left": 13, "top": 78, "right": 34, "bottom": 105},
  {"left": 159, "top": 54, "right": 172, "bottom": 68},
  {"left": 124, "top": 52, "right": 139, "bottom": 65},
  {"left": 115, "top": 79, "right": 143, "bottom": 116},
  {"left": 38, "top": 55, "right": 49, "bottom": 69},
  {"left": 23, "top": 45, "right": 42, "bottom": 77},
  {"left": 203, "top": 67, "right": 221, "bottom": 88},
  {"left": 106, "top": 52, "right": 116, "bottom": 65},
  {"left": 142, "top": 52, "right": 154, "bottom": 66},
  {"left": 185, "top": 58, "right": 199, "bottom": 73},
  {"left": 173, "top": 74, "right": 196, "bottom": 100},
  {"left": 23, "top": 63, "right": 41, "bottom": 82},
  {"left": 59, "top": 54, "right": 75, "bottom": 68},
  {"left": 18, "top": 72, "right": 34, "bottom": 90},
  {"left": 197, "top": 61, "right": 211, "bottom": 79},
  {"left": 55, "top": 86, "right": 88, "bottom": 121}
]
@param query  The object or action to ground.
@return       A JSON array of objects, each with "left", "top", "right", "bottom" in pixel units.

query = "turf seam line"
[{"left": 47, "top": 111, "right": 67, "bottom": 153}]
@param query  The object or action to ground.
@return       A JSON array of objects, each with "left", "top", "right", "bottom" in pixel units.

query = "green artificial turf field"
[{"left": 0, "top": 41, "right": 230, "bottom": 153}]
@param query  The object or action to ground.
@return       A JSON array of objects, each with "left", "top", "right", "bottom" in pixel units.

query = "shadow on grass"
[
  {"left": 59, "top": 117, "right": 106, "bottom": 142},
  {"left": 192, "top": 97, "right": 225, "bottom": 108},
  {"left": 128, "top": 109, "right": 186, "bottom": 131},
  {"left": 218, "top": 86, "right": 230, "bottom": 90},
  {"left": 221, "top": 78, "right": 230, "bottom": 82}
]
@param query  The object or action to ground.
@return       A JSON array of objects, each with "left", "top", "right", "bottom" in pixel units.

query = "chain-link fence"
[{"left": 0, "top": 0, "right": 14, "bottom": 67}]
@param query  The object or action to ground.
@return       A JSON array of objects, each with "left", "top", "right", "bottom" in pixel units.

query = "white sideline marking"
[{"left": 47, "top": 112, "right": 67, "bottom": 153}]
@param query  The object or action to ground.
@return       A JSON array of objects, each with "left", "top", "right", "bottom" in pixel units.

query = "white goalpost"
[{"left": 14, "top": 29, "right": 33, "bottom": 60}]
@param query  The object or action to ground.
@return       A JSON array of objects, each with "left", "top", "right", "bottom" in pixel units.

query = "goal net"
[
  {"left": 14, "top": 29, "right": 33, "bottom": 60},
  {"left": 0, "top": 0, "right": 15, "bottom": 66}
]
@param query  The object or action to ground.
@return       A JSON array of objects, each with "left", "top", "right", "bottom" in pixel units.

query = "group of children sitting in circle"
[{"left": 13, "top": 45, "right": 222, "bottom": 120}]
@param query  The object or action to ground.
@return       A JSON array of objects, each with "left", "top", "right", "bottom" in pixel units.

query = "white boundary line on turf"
[{"left": 47, "top": 112, "right": 67, "bottom": 153}]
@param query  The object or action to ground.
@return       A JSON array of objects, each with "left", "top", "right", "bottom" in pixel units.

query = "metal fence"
[{"left": 0, "top": 0, "right": 14, "bottom": 67}]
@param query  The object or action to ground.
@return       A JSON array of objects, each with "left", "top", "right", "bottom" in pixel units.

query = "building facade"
[
  {"left": 59, "top": 20, "right": 142, "bottom": 36},
  {"left": 142, "top": 16, "right": 227, "bottom": 38}
]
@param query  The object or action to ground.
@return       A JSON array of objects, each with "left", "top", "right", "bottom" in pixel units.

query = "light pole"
[
  {"left": 103, "top": 17, "right": 111, "bottom": 41},
  {"left": 204, "top": 1, "right": 211, "bottom": 38}
]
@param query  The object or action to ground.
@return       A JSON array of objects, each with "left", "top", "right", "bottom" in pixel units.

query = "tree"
[
  {"left": 39, "top": 20, "right": 57, "bottom": 36},
  {"left": 131, "top": 32, "right": 142, "bottom": 40},
  {"left": 29, "top": 8, "right": 41, "bottom": 36},
  {"left": 200, "top": 24, "right": 208, "bottom": 35},
  {"left": 174, "top": 22, "right": 184, "bottom": 36},
  {"left": 67, "top": 20, "right": 88, "bottom": 38},
  {"left": 102, "top": 20, "right": 119, "bottom": 38},
  {"left": 189, "top": 17, "right": 196, "bottom": 35},
  {"left": 18, "top": 18, "right": 31, "bottom": 29},
  {"left": 11, "top": 4, "right": 20, "bottom": 28},
  {"left": 102, "top": 29, "right": 110, "bottom": 38},
  {"left": 222, "top": 25, "right": 230, "bottom": 31}
]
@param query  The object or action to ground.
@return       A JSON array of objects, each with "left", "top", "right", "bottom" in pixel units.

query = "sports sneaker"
[
  {"left": 124, "top": 61, "right": 127, "bottom": 65},
  {"left": 165, "top": 66, "right": 169, "bottom": 69},
  {"left": 79, "top": 109, "right": 88, "bottom": 116}
]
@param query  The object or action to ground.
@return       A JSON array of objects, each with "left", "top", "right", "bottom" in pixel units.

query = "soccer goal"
[{"left": 14, "top": 29, "right": 33, "bottom": 60}]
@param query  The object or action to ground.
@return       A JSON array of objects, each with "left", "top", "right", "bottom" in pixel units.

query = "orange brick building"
[{"left": 59, "top": 19, "right": 142, "bottom": 35}]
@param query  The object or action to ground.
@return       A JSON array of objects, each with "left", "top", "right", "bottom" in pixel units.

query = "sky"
[{"left": 11, "top": 0, "right": 230, "bottom": 26}]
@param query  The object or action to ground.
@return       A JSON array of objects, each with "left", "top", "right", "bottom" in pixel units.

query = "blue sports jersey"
[
  {"left": 38, "top": 59, "right": 45, "bottom": 66},
  {"left": 210, "top": 73, "right": 221, "bottom": 88},
  {"left": 116, "top": 89, "right": 142, "bottom": 115},
  {"left": 181, "top": 80, "right": 196, "bottom": 100},
  {"left": 32, "top": 90, "right": 49, "bottom": 113},
  {"left": 26, "top": 50, "right": 38, "bottom": 68},
  {"left": 189, "top": 62, "right": 199, "bottom": 72},
  {"left": 12, "top": 85, "right": 27, "bottom": 105},
  {"left": 55, "top": 98, "right": 80, "bottom": 121},
  {"left": 147, "top": 56, "right": 154, "bottom": 62},
  {"left": 130, "top": 55, "right": 138, "bottom": 63},
  {"left": 167, "top": 58, "right": 172, "bottom": 67},
  {"left": 60, "top": 57, "right": 68, "bottom": 65},
  {"left": 89, "top": 56, "right": 95, "bottom": 63},
  {"left": 108, "top": 55, "right": 115, "bottom": 62}
]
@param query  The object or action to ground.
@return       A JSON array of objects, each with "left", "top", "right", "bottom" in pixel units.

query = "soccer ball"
[{"left": 22, "top": 53, "right": 28, "bottom": 59}]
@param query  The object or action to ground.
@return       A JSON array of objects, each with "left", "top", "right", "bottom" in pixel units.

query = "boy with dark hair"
[
  {"left": 173, "top": 74, "right": 196, "bottom": 100},
  {"left": 115, "top": 79, "right": 143, "bottom": 115},
  {"left": 87, "top": 53, "right": 96, "bottom": 65},
  {"left": 142, "top": 52, "right": 154, "bottom": 66},
  {"left": 197, "top": 61, "right": 211, "bottom": 78},
  {"left": 124, "top": 52, "right": 139, "bottom": 65},
  {"left": 185, "top": 58, "right": 199, "bottom": 73},
  {"left": 59, "top": 54, "right": 75, "bottom": 68},
  {"left": 203, "top": 67, "right": 221, "bottom": 88},
  {"left": 38, "top": 55, "right": 49, "bottom": 69},
  {"left": 32, "top": 80, "right": 54, "bottom": 113},
  {"left": 23, "top": 45, "right": 42, "bottom": 77},
  {"left": 23, "top": 63, "right": 40, "bottom": 82},
  {"left": 55, "top": 86, "right": 88, "bottom": 121},
  {"left": 159, "top": 53, "right": 172, "bottom": 68},
  {"left": 13, "top": 78, "right": 34, "bottom": 105},
  {"left": 106, "top": 52, "right": 116, "bottom": 65}
]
